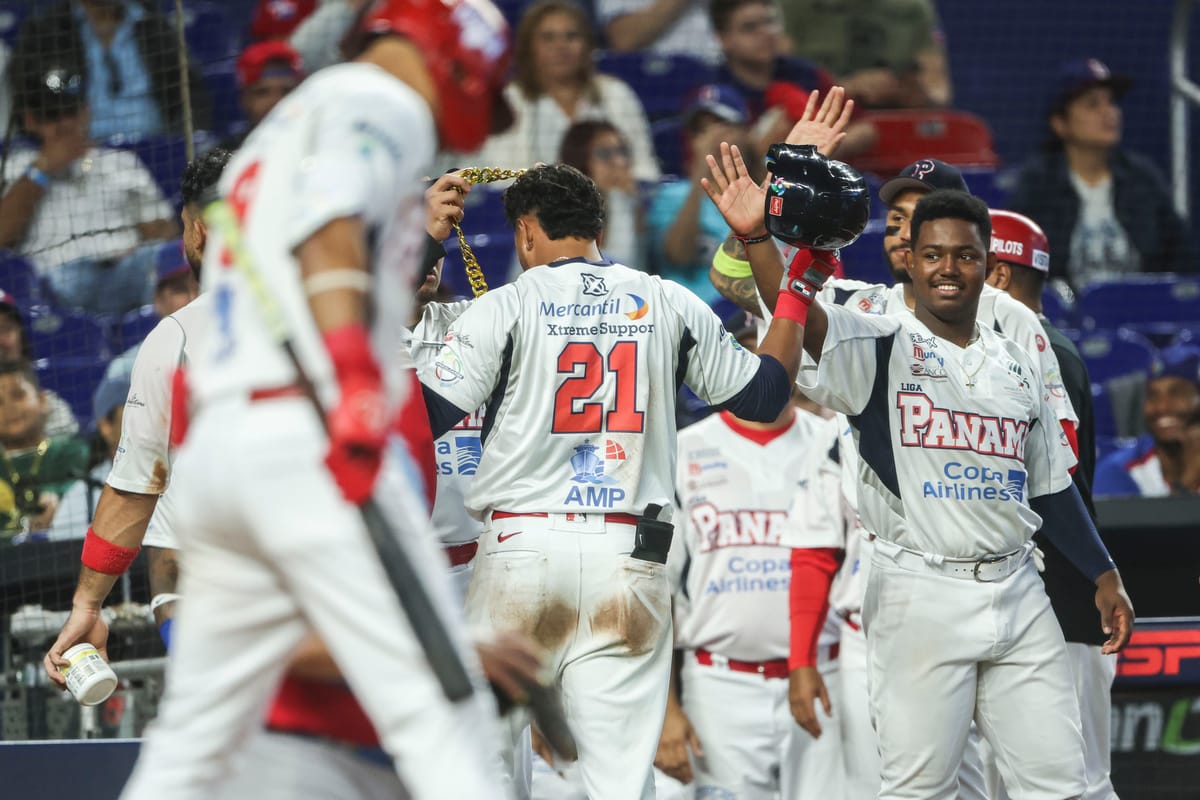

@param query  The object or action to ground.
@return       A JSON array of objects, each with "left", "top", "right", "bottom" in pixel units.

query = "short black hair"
[
  {"left": 181, "top": 147, "right": 233, "bottom": 207},
  {"left": 709, "top": 0, "right": 771, "bottom": 34},
  {"left": 0, "top": 359, "right": 40, "bottom": 390},
  {"left": 503, "top": 164, "right": 605, "bottom": 241},
  {"left": 910, "top": 190, "right": 992, "bottom": 251}
]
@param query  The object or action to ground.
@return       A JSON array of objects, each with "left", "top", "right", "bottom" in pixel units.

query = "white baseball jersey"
[
  {"left": 815, "top": 279, "right": 1077, "bottom": 424},
  {"left": 669, "top": 408, "right": 829, "bottom": 662},
  {"left": 422, "top": 259, "right": 764, "bottom": 517},
  {"left": 798, "top": 305, "right": 1075, "bottom": 558},
  {"left": 407, "top": 300, "right": 484, "bottom": 546},
  {"left": 779, "top": 415, "right": 868, "bottom": 622},
  {"left": 193, "top": 63, "right": 432, "bottom": 409},
  {"left": 108, "top": 294, "right": 214, "bottom": 551}
]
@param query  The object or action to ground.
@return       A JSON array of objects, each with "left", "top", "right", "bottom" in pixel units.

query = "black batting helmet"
[{"left": 763, "top": 144, "right": 871, "bottom": 250}]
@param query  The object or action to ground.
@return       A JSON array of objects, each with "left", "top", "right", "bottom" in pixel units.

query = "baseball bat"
[{"left": 207, "top": 200, "right": 475, "bottom": 702}]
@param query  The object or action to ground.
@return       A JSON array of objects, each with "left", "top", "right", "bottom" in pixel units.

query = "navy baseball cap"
[
  {"left": 684, "top": 84, "right": 750, "bottom": 128},
  {"left": 1151, "top": 344, "right": 1200, "bottom": 387},
  {"left": 155, "top": 240, "right": 191, "bottom": 286},
  {"left": 1049, "top": 58, "right": 1131, "bottom": 115},
  {"left": 92, "top": 369, "right": 132, "bottom": 425},
  {"left": 878, "top": 159, "right": 968, "bottom": 205}
]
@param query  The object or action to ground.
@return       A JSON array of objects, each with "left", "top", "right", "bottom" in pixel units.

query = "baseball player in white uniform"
[
  {"left": 660, "top": 313, "right": 844, "bottom": 800},
  {"left": 417, "top": 160, "right": 843, "bottom": 799},
  {"left": 780, "top": 188, "right": 1134, "bottom": 800},
  {"left": 707, "top": 141, "right": 1084, "bottom": 798},
  {"left": 85, "top": 4, "right": 515, "bottom": 798}
]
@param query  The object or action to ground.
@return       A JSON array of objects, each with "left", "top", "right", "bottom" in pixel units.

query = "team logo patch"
[
  {"left": 433, "top": 351, "right": 465, "bottom": 385},
  {"left": 581, "top": 273, "right": 608, "bottom": 297},
  {"left": 568, "top": 440, "right": 624, "bottom": 485},
  {"left": 922, "top": 462, "right": 1027, "bottom": 502},
  {"left": 454, "top": 436, "right": 482, "bottom": 476},
  {"left": 1035, "top": 334, "right": 1047, "bottom": 352},
  {"left": 625, "top": 293, "right": 649, "bottom": 320}
]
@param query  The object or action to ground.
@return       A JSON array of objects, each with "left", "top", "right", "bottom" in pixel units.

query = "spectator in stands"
[
  {"left": 46, "top": 361, "right": 130, "bottom": 541},
  {"left": 778, "top": 0, "right": 951, "bottom": 109},
  {"left": 0, "top": 61, "right": 177, "bottom": 315},
  {"left": 0, "top": 360, "right": 89, "bottom": 537},
  {"left": 559, "top": 120, "right": 645, "bottom": 266},
  {"left": 648, "top": 84, "right": 759, "bottom": 304},
  {"left": 1009, "top": 59, "right": 1193, "bottom": 289},
  {"left": 0, "top": 291, "right": 79, "bottom": 438},
  {"left": 287, "top": 0, "right": 370, "bottom": 74},
  {"left": 471, "top": 0, "right": 660, "bottom": 182},
  {"left": 711, "top": 0, "right": 876, "bottom": 158},
  {"left": 1095, "top": 345, "right": 1200, "bottom": 497},
  {"left": 106, "top": 239, "right": 199, "bottom": 379},
  {"left": 249, "top": 0, "right": 317, "bottom": 41},
  {"left": 599, "top": 0, "right": 722, "bottom": 64},
  {"left": 222, "top": 40, "right": 304, "bottom": 151},
  {"left": 12, "top": 0, "right": 212, "bottom": 139}
]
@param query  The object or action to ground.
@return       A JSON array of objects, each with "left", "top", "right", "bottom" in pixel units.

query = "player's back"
[
  {"left": 193, "top": 63, "right": 434, "bottom": 410},
  {"left": 443, "top": 258, "right": 762, "bottom": 518}
]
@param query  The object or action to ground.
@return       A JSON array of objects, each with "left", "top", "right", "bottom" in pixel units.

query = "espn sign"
[{"left": 1117, "top": 625, "right": 1200, "bottom": 687}]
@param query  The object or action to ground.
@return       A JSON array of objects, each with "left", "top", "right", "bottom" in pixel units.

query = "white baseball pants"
[
  {"left": 120, "top": 397, "right": 507, "bottom": 800},
  {"left": 863, "top": 543, "right": 1086, "bottom": 800},
  {"left": 466, "top": 512, "right": 673, "bottom": 800},
  {"left": 976, "top": 643, "right": 1119, "bottom": 800},
  {"left": 682, "top": 648, "right": 845, "bottom": 799}
]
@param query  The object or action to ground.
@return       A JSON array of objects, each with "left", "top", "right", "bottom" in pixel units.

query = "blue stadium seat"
[
  {"left": 1091, "top": 382, "right": 1117, "bottom": 439},
  {"left": 837, "top": 222, "right": 892, "bottom": 287},
  {"left": 34, "top": 357, "right": 110, "bottom": 431},
  {"left": 595, "top": 52, "right": 717, "bottom": 120},
  {"left": 1040, "top": 284, "right": 1076, "bottom": 329},
  {"left": 443, "top": 233, "right": 517, "bottom": 297},
  {"left": 202, "top": 63, "right": 242, "bottom": 139},
  {"left": 25, "top": 305, "right": 111, "bottom": 362},
  {"left": 160, "top": 1, "right": 239, "bottom": 65},
  {"left": 0, "top": 3, "right": 30, "bottom": 47},
  {"left": 651, "top": 118, "right": 685, "bottom": 178},
  {"left": 461, "top": 185, "right": 511, "bottom": 237},
  {"left": 1094, "top": 435, "right": 1135, "bottom": 463},
  {"left": 0, "top": 251, "right": 40, "bottom": 306},
  {"left": 1077, "top": 275, "right": 1200, "bottom": 334},
  {"left": 1074, "top": 328, "right": 1157, "bottom": 384},
  {"left": 115, "top": 305, "right": 160, "bottom": 353}
]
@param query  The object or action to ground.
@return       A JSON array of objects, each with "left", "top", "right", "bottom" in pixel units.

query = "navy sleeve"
[
  {"left": 1030, "top": 484, "right": 1116, "bottom": 582},
  {"left": 715, "top": 354, "right": 791, "bottom": 422},
  {"left": 421, "top": 383, "right": 472, "bottom": 439}
]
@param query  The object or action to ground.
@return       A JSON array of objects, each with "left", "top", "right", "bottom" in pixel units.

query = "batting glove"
[
  {"left": 774, "top": 247, "right": 840, "bottom": 326},
  {"left": 323, "top": 324, "right": 388, "bottom": 505}
]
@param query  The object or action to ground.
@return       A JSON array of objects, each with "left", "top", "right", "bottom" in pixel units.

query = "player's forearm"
[
  {"left": 747, "top": 240, "right": 784, "bottom": 313},
  {"left": 1029, "top": 484, "right": 1115, "bottom": 582},
  {"left": 74, "top": 486, "right": 160, "bottom": 609},
  {"left": 788, "top": 548, "right": 840, "bottom": 669},
  {"left": 296, "top": 216, "right": 370, "bottom": 333},
  {"left": 604, "top": 0, "right": 691, "bottom": 51}
]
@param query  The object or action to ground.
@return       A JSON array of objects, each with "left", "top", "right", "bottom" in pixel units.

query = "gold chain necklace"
[{"left": 454, "top": 168, "right": 527, "bottom": 298}]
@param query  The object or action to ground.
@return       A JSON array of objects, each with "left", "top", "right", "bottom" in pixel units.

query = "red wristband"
[
  {"left": 774, "top": 289, "right": 810, "bottom": 326},
  {"left": 82, "top": 527, "right": 141, "bottom": 575},
  {"left": 323, "top": 323, "right": 380, "bottom": 383}
]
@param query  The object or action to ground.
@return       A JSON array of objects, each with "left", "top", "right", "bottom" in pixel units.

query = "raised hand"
[
  {"left": 700, "top": 142, "right": 767, "bottom": 237},
  {"left": 784, "top": 86, "right": 855, "bottom": 159}
]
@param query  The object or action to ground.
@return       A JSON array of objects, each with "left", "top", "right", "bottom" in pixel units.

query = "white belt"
[{"left": 871, "top": 537, "right": 1035, "bottom": 583}]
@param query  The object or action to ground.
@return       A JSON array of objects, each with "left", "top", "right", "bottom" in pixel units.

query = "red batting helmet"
[
  {"left": 990, "top": 209, "right": 1050, "bottom": 273},
  {"left": 360, "top": 0, "right": 511, "bottom": 153}
]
